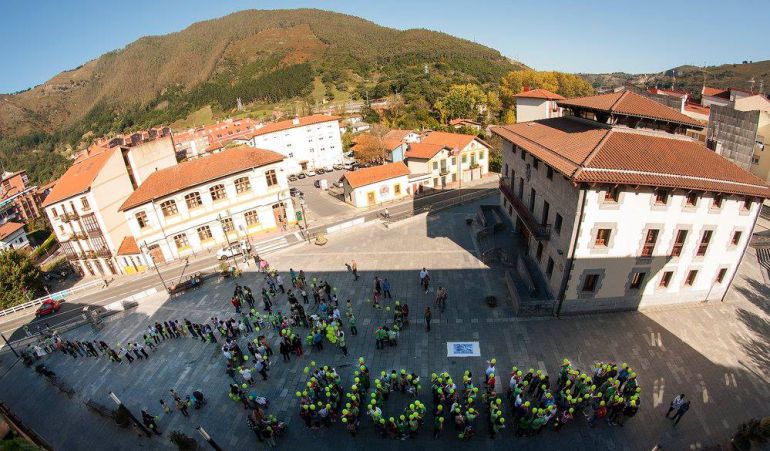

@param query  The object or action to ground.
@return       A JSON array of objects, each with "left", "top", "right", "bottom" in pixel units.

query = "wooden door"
[{"left": 367, "top": 192, "right": 376, "bottom": 206}]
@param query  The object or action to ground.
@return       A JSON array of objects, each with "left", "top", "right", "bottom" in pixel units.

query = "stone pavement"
[{"left": 0, "top": 194, "right": 769, "bottom": 451}]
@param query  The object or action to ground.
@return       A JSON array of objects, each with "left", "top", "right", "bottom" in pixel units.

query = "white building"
[
  {"left": 342, "top": 162, "right": 410, "bottom": 208},
  {"left": 511, "top": 89, "right": 566, "bottom": 122},
  {"left": 119, "top": 146, "right": 295, "bottom": 264},
  {"left": 42, "top": 136, "right": 178, "bottom": 277},
  {"left": 404, "top": 131, "right": 491, "bottom": 189},
  {"left": 239, "top": 114, "right": 343, "bottom": 174},
  {"left": 493, "top": 89, "right": 767, "bottom": 314},
  {"left": 0, "top": 222, "right": 29, "bottom": 251}
]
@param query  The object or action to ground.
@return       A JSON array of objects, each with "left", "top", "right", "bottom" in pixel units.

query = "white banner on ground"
[{"left": 446, "top": 341, "right": 481, "bottom": 357}]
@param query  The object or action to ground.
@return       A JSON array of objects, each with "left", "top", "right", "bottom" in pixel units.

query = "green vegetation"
[{"left": 0, "top": 250, "right": 43, "bottom": 308}]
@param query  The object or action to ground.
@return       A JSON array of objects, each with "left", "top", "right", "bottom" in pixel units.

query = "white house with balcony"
[
  {"left": 404, "top": 131, "right": 491, "bottom": 190},
  {"left": 118, "top": 146, "right": 295, "bottom": 264}
]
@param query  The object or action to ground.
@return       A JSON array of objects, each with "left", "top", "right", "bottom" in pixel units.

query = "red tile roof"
[
  {"left": 343, "top": 162, "right": 410, "bottom": 189},
  {"left": 647, "top": 87, "right": 688, "bottom": 98},
  {"left": 405, "top": 143, "right": 447, "bottom": 160},
  {"left": 702, "top": 86, "right": 730, "bottom": 99},
  {"left": 420, "top": 131, "right": 483, "bottom": 150},
  {"left": 116, "top": 235, "right": 140, "bottom": 256},
  {"left": 558, "top": 90, "right": 703, "bottom": 128},
  {"left": 492, "top": 118, "right": 770, "bottom": 198},
  {"left": 383, "top": 129, "right": 416, "bottom": 142},
  {"left": 684, "top": 103, "right": 710, "bottom": 116},
  {"left": 245, "top": 114, "right": 340, "bottom": 139},
  {"left": 511, "top": 88, "right": 565, "bottom": 100},
  {"left": 449, "top": 118, "right": 481, "bottom": 126},
  {"left": 119, "top": 146, "right": 284, "bottom": 211},
  {"left": 42, "top": 148, "right": 117, "bottom": 207},
  {"left": 0, "top": 221, "right": 25, "bottom": 241}
]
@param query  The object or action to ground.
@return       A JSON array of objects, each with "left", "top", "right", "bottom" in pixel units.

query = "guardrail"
[{"left": 0, "top": 279, "right": 105, "bottom": 317}]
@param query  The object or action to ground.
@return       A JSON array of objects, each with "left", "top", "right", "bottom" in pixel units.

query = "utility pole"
[
  {"left": 196, "top": 426, "right": 224, "bottom": 451},
  {"left": 142, "top": 241, "right": 168, "bottom": 292},
  {"left": 108, "top": 391, "right": 151, "bottom": 437},
  {"left": 299, "top": 197, "right": 310, "bottom": 243},
  {"left": 217, "top": 214, "right": 239, "bottom": 270}
]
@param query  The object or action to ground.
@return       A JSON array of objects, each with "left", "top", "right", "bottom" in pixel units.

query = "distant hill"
[
  {"left": 580, "top": 60, "right": 770, "bottom": 96},
  {"left": 0, "top": 8, "right": 525, "bottom": 139}
]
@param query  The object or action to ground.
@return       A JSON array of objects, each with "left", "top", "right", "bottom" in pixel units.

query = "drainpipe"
[{"left": 556, "top": 186, "right": 587, "bottom": 317}]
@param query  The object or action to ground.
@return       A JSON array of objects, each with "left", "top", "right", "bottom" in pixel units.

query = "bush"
[{"left": 169, "top": 431, "right": 198, "bottom": 450}]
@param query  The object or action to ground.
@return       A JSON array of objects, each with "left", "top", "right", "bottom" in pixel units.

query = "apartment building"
[
  {"left": 493, "top": 90, "right": 767, "bottom": 314},
  {"left": 404, "top": 131, "right": 490, "bottom": 189},
  {"left": 706, "top": 95, "right": 770, "bottom": 180},
  {"left": 173, "top": 118, "right": 260, "bottom": 158},
  {"left": 42, "top": 136, "right": 177, "bottom": 276},
  {"left": 119, "top": 146, "right": 294, "bottom": 264},
  {"left": 511, "top": 89, "right": 565, "bottom": 122},
  {"left": 0, "top": 170, "right": 42, "bottom": 224},
  {"left": 238, "top": 115, "right": 343, "bottom": 174}
]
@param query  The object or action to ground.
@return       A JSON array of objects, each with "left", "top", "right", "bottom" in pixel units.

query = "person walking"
[
  {"left": 176, "top": 397, "right": 189, "bottom": 417},
  {"left": 666, "top": 394, "right": 685, "bottom": 418},
  {"left": 141, "top": 410, "right": 162, "bottom": 435},
  {"left": 424, "top": 307, "right": 432, "bottom": 332},
  {"left": 382, "top": 278, "right": 392, "bottom": 299},
  {"left": 671, "top": 401, "right": 690, "bottom": 426},
  {"left": 276, "top": 274, "right": 285, "bottom": 293},
  {"left": 351, "top": 260, "right": 359, "bottom": 281},
  {"left": 279, "top": 340, "right": 291, "bottom": 362}
]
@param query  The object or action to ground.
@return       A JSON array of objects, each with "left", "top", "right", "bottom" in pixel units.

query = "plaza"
[{"left": 0, "top": 194, "right": 768, "bottom": 450}]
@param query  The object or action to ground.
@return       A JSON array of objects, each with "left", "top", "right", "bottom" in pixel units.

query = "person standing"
[
  {"left": 351, "top": 260, "right": 359, "bottom": 281},
  {"left": 141, "top": 410, "right": 162, "bottom": 435},
  {"left": 424, "top": 307, "right": 432, "bottom": 332},
  {"left": 277, "top": 274, "right": 285, "bottom": 293},
  {"left": 666, "top": 394, "right": 685, "bottom": 418},
  {"left": 671, "top": 401, "right": 690, "bottom": 426},
  {"left": 279, "top": 340, "right": 291, "bottom": 362},
  {"left": 349, "top": 315, "right": 358, "bottom": 335},
  {"left": 382, "top": 278, "right": 392, "bottom": 299},
  {"left": 176, "top": 397, "right": 189, "bottom": 416}
]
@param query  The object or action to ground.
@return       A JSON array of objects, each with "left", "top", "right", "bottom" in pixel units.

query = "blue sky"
[{"left": 1, "top": 0, "right": 769, "bottom": 93}]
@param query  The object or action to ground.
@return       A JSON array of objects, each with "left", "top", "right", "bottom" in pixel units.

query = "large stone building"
[
  {"left": 493, "top": 90, "right": 768, "bottom": 314},
  {"left": 0, "top": 170, "right": 43, "bottom": 224},
  {"left": 43, "top": 136, "right": 178, "bottom": 276},
  {"left": 118, "top": 146, "right": 294, "bottom": 265}
]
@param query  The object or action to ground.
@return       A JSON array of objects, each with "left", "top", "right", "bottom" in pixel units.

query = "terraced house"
[
  {"left": 494, "top": 90, "right": 770, "bottom": 314},
  {"left": 118, "top": 147, "right": 294, "bottom": 267}
]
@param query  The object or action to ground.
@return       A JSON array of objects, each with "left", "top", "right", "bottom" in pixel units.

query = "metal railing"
[
  {"left": 499, "top": 178, "right": 551, "bottom": 240},
  {"left": 0, "top": 279, "right": 105, "bottom": 317}
]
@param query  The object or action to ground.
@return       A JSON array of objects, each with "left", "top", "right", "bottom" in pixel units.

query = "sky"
[{"left": 1, "top": 0, "right": 769, "bottom": 94}]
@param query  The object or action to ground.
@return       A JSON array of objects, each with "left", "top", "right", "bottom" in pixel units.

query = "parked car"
[
  {"left": 332, "top": 164, "right": 343, "bottom": 170},
  {"left": 216, "top": 241, "right": 251, "bottom": 260},
  {"left": 304, "top": 170, "right": 317, "bottom": 177},
  {"left": 288, "top": 174, "right": 298, "bottom": 182},
  {"left": 323, "top": 165, "right": 334, "bottom": 172},
  {"left": 36, "top": 299, "right": 62, "bottom": 317},
  {"left": 316, "top": 168, "right": 325, "bottom": 175},
  {"left": 342, "top": 162, "right": 354, "bottom": 170},
  {"left": 290, "top": 187, "right": 302, "bottom": 197},
  {"left": 297, "top": 173, "right": 306, "bottom": 179}
]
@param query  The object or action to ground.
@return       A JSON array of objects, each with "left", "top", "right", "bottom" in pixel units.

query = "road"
[
  {"left": 289, "top": 168, "right": 352, "bottom": 218},
  {"left": 0, "top": 178, "right": 498, "bottom": 344}
]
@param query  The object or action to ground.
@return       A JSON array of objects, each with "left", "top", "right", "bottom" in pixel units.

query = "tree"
[
  {"left": 435, "top": 84, "right": 487, "bottom": 123},
  {"left": 351, "top": 125, "right": 389, "bottom": 163},
  {"left": 0, "top": 250, "right": 43, "bottom": 309},
  {"left": 499, "top": 70, "right": 594, "bottom": 112}
]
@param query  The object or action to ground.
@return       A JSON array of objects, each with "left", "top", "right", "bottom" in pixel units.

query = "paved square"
[{"left": 1, "top": 195, "right": 768, "bottom": 451}]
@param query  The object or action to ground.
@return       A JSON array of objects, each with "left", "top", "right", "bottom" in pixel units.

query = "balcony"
[
  {"left": 62, "top": 212, "right": 79, "bottom": 222},
  {"left": 95, "top": 248, "right": 112, "bottom": 258},
  {"left": 499, "top": 177, "right": 551, "bottom": 241},
  {"left": 85, "top": 228, "right": 103, "bottom": 238}
]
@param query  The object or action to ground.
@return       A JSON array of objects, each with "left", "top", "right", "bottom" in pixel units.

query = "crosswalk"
[{"left": 252, "top": 235, "right": 291, "bottom": 256}]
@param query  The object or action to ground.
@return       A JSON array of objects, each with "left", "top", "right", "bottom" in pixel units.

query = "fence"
[
  {"left": 0, "top": 279, "right": 105, "bottom": 317},
  {"left": 383, "top": 188, "right": 497, "bottom": 226}
]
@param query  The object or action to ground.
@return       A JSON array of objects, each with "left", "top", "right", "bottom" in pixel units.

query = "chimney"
[{"left": 292, "top": 116, "right": 300, "bottom": 126}]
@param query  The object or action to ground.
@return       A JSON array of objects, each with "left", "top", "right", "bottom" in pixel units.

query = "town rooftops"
[
  {"left": 343, "top": 162, "right": 410, "bottom": 189},
  {"left": 42, "top": 147, "right": 117, "bottom": 208},
  {"left": 702, "top": 86, "right": 730, "bottom": 99},
  {"left": 449, "top": 118, "right": 481, "bottom": 126},
  {"left": 119, "top": 146, "right": 284, "bottom": 211},
  {"left": 647, "top": 87, "right": 688, "bottom": 99},
  {"left": 245, "top": 114, "right": 340, "bottom": 140},
  {"left": 492, "top": 117, "right": 770, "bottom": 198},
  {"left": 511, "top": 88, "right": 565, "bottom": 101},
  {"left": 557, "top": 90, "right": 704, "bottom": 128},
  {"left": 383, "top": 129, "right": 416, "bottom": 142},
  {"left": 420, "top": 131, "right": 483, "bottom": 150},
  {"left": 116, "top": 236, "right": 140, "bottom": 256},
  {"left": 405, "top": 143, "right": 447, "bottom": 160},
  {"left": 0, "top": 221, "right": 25, "bottom": 241}
]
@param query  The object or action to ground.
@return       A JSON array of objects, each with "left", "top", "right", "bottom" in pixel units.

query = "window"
[
  {"left": 712, "top": 195, "right": 723, "bottom": 209},
  {"left": 671, "top": 229, "right": 687, "bottom": 257},
  {"left": 595, "top": 229, "right": 611, "bottom": 247},
  {"left": 462, "top": 155, "right": 467, "bottom": 164},
  {"left": 533, "top": 158, "right": 539, "bottom": 170},
  {"left": 659, "top": 271, "right": 673, "bottom": 288},
  {"left": 185, "top": 192, "right": 202, "bottom": 209},
  {"left": 630, "top": 272, "right": 646, "bottom": 290},
  {"left": 731, "top": 231, "right": 742, "bottom": 245},
  {"left": 209, "top": 184, "right": 226, "bottom": 202},
  {"left": 197, "top": 225, "right": 213, "bottom": 241},
  {"left": 81, "top": 197, "right": 90, "bottom": 210},
  {"left": 686, "top": 192, "right": 698, "bottom": 207},
  {"left": 511, "top": 145, "right": 517, "bottom": 155},
  {"left": 394, "top": 184, "right": 401, "bottom": 195},
  {"left": 696, "top": 230, "right": 712, "bottom": 256},
  {"left": 265, "top": 170, "right": 278, "bottom": 187},
  {"left": 582, "top": 274, "right": 599, "bottom": 292},
  {"left": 529, "top": 188, "right": 536, "bottom": 212},
  {"left": 655, "top": 189, "right": 669, "bottom": 205},
  {"left": 546, "top": 258, "right": 554, "bottom": 279},
  {"left": 135, "top": 211, "right": 148, "bottom": 229},
  {"left": 244, "top": 210, "right": 260, "bottom": 226},
  {"left": 51, "top": 207, "right": 58, "bottom": 218},
  {"left": 715, "top": 268, "right": 728, "bottom": 283},
  {"left": 546, "top": 166, "right": 553, "bottom": 180},
  {"left": 504, "top": 163, "right": 509, "bottom": 177},
  {"left": 479, "top": 151, "right": 485, "bottom": 160},
  {"left": 685, "top": 270, "right": 698, "bottom": 286},
  {"left": 541, "top": 201, "right": 550, "bottom": 225},
  {"left": 742, "top": 197, "right": 752, "bottom": 211},
  {"left": 221, "top": 217, "right": 234, "bottom": 233},
  {"left": 536, "top": 242, "right": 543, "bottom": 260},
  {"left": 604, "top": 187, "right": 619, "bottom": 203},
  {"left": 235, "top": 177, "right": 252, "bottom": 194},
  {"left": 432, "top": 162, "right": 439, "bottom": 170},
  {"left": 160, "top": 200, "right": 178, "bottom": 217},
  {"left": 173, "top": 233, "right": 189, "bottom": 250},
  {"left": 520, "top": 149, "right": 526, "bottom": 161},
  {"left": 554, "top": 214, "right": 563, "bottom": 234},
  {"left": 641, "top": 229, "right": 659, "bottom": 257}
]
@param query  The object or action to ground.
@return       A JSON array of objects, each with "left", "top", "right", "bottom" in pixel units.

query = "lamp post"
[
  {"left": 299, "top": 196, "right": 310, "bottom": 243},
  {"left": 108, "top": 391, "right": 151, "bottom": 437},
  {"left": 217, "top": 214, "right": 238, "bottom": 270},
  {"left": 196, "top": 426, "right": 224, "bottom": 451},
  {"left": 142, "top": 241, "right": 168, "bottom": 292}
]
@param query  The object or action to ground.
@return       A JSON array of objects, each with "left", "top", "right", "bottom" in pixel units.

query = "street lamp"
[
  {"left": 217, "top": 213, "right": 239, "bottom": 270},
  {"left": 108, "top": 391, "right": 151, "bottom": 437},
  {"left": 196, "top": 426, "right": 224, "bottom": 451},
  {"left": 141, "top": 241, "right": 168, "bottom": 292}
]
